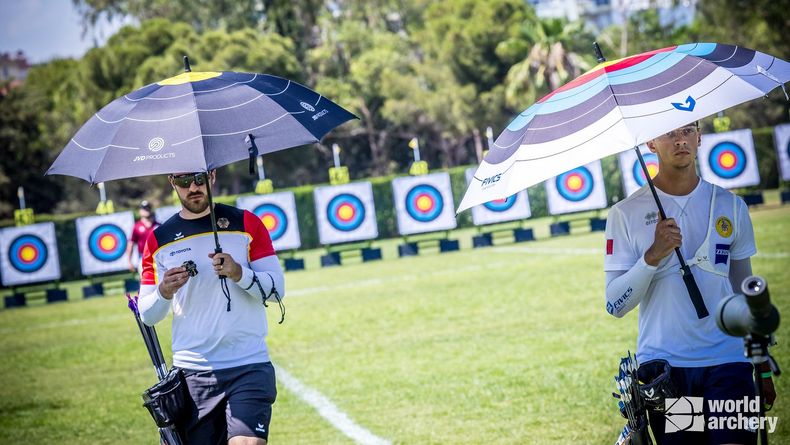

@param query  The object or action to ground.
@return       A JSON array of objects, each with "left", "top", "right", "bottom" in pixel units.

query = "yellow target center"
[
  {"left": 100, "top": 236, "right": 117, "bottom": 251},
  {"left": 158, "top": 71, "right": 222, "bottom": 86},
  {"left": 20, "top": 246, "right": 36, "bottom": 261},
  {"left": 261, "top": 215, "right": 277, "bottom": 230},
  {"left": 338, "top": 204, "right": 354, "bottom": 220},
  {"left": 647, "top": 164, "right": 659, "bottom": 178},
  {"left": 416, "top": 196, "right": 433, "bottom": 211},
  {"left": 720, "top": 153, "right": 736, "bottom": 168},
  {"left": 567, "top": 175, "right": 583, "bottom": 190}
]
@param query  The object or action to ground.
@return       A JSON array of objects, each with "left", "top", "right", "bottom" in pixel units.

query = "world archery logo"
[
  {"left": 671, "top": 95, "right": 696, "bottom": 112},
  {"left": 326, "top": 193, "right": 366, "bottom": 232},
  {"left": 708, "top": 142, "right": 747, "bottom": 179},
  {"left": 253, "top": 203, "right": 288, "bottom": 241},
  {"left": 8, "top": 234, "right": 48, "bottom": 273},
  {"left": 665, "top": 396, "right": 705, "bottom": 433}
]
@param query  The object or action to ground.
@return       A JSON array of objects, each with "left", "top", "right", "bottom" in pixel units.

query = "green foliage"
[{"left": 2, "top": 206, "right": 789, "bottom": 443}]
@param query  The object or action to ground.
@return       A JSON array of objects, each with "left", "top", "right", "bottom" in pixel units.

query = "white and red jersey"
[
  {"left": 138, "top": 204, "right": 284, "bottom": 371},
  {"left": 604, "top": 180, "right": 756, "bottom": 367}
]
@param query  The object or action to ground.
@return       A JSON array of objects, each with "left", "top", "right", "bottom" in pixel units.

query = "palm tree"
[{"left": 500, "top": 18, "right": 593, "bottom": 110}]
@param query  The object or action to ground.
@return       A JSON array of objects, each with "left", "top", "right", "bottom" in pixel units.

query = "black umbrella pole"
[{"left": 634, "top": 147, "right": 709, "bottom": 318}]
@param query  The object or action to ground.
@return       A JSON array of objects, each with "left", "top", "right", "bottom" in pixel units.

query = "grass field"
[{"left": 0, "top": 205, "right": 788, "bottom": 444}]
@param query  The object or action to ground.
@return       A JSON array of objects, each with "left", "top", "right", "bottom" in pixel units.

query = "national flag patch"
[{"left": 606, "top": 239, "right": 614, "bottom": 255}]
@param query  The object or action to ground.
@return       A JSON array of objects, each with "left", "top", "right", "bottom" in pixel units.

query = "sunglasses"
[
  {"left": 659, "top": 126, "right": 698, "bottom": 140},
  {"left": 171, "top": 172, "right": 207, "bottom": 188}
]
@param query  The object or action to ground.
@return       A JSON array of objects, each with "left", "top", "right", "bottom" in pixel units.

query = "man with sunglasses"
[
  {"left": 138, "top": 170, "right": 285, "bottom": 445},
  {"left": 126, "top": 200, "right": 159, "bottom": 273},
  {"left": 603, "top": 122, "right": 775, "bottom": 444}
]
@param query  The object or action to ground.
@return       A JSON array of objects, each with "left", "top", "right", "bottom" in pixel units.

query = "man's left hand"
[
  {"left": 762, "top": 376, "right": 777, "bottom": 408},
  {"left": 209, "top": 252, "right": 242, "bottom": 282}
]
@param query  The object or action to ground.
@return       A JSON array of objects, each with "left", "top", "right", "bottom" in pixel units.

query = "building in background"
[
  {"left": 528, "top": 0, "right": 696, "bottom": 31},
  {"left": 0, "top": 50, "right": 30, "bottom": 89}
]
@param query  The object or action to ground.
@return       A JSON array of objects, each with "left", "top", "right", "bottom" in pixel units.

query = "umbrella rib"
[
  {"left": 123, "top": 74, "right": 261, "bottom": 102},
  {"left": 70, "top": 139, "right": 141, "bottom": 151},
  {"left": 95, "top": 93, "right": 269, "bottom": 123},
  {"left": 171, "top": 112, "right": 305, "bottom": 146}
]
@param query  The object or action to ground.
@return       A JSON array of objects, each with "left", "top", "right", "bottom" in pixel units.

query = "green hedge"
[{"left": 3, "top": 126, "right": 787, "bottom": 285}]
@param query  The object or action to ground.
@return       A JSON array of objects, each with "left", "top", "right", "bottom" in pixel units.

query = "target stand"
[
  {"left": 4, "top": 283, "right": 67, "bottom": 308},
  {"left": 81, "top": 272, "right": 138, "bottom": 299},
  {"left": 280, "top": 251, "right": 306, "bottom": 271},
  {"left": 741, "top": 192, "right": 764, "bottom": 207},
  {"left": 319, "top": 241, "right": 382, "bottom": 267},
  {"left": 781, "top": 190, "right": 790, "bottom": 204},
  {"left": 397, "top": 232, "right": 459, "bottom": 258},
  {"left": 471, "top": 222, "right": 535, "bottom": 249}
]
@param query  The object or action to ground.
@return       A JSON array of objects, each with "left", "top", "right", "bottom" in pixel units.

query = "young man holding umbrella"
[
  {"left": 138, "top": 170, "right": 284, "bottom": 445},
  {"left": 603, "top": 122, "right": 776, "bottom": 444}
]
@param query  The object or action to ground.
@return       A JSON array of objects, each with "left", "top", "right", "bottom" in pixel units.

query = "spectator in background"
[{"left": 127, "top": 200, "right": 160, "bottom": 273}]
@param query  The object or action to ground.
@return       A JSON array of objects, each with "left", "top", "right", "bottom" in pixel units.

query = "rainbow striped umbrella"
[{"left": 458, "top": 43, "right": 790, "bottom": 212}]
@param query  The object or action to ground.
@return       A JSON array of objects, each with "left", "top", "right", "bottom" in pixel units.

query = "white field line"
[
  {"left": 0, "top": 313, "right": 128, "bottom": 335},
  {"left": 276, "top": 365, "right": 391, "bottom": 445},
  {"left": 491, "top": 246, "right": 600, "bottom": 255}
]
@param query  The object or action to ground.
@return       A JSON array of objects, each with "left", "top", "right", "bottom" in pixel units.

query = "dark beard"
[{"left": 180, "top": 192, "right": 209, "bottom": 214}]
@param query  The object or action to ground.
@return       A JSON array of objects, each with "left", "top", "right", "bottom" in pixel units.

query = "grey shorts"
[{"left": 181, "top": 362, "right": 277, "bottom": 444}]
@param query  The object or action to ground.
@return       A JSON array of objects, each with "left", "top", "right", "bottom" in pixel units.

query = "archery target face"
[
  {"left": 237, "top": 192, "right": 301, "bottom": 251},
  {"left": 773, "top": 123, "right": 790, "bottom": 182},
  {"left": 699, "top": 129, "right": 759, "bottom": 189},
  {"left": 393, "top": 172, "right": 457, "bottom": 235},
  {"left": 314, "top": 182, "right": 378, "bottom": 244},
  {"left": 464, "top": 167, "right": 531, "bottom": 225},
  {"left": 545, "top": 160, "right": 607, "bottom": 215},
  {"left": 0, "top": 222, "right": 61, "bottom": 286},
  {"left": 618, "top": 145, "right": 660, "bottom": 197},
  {"left": 76, "top": 212, "right": 134, "bottom": 276}
]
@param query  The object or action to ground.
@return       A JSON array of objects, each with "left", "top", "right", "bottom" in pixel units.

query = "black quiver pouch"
[{"left": 142, "top": 367, "right": 190, "bottom": 428}]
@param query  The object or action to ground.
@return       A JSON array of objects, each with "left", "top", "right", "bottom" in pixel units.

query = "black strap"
[{"left": 251, "top": 273, "right": 285, "bottom": 324}]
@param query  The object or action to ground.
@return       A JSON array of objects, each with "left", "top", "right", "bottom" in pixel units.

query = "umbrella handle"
[{"left": 634, "top": 147, "right": 709, "bottom": 319}]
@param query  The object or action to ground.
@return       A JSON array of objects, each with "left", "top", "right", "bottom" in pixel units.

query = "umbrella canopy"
[
  {"left": 47, "top": 66, "right": 356, "bottom": 183},
  {"left": 458, "top": 43, "right": 790, "bottom": 212}
]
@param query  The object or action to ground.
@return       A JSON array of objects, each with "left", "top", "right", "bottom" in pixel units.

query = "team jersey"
[
  {"left": 138, "top": 203, "right": 282, "bottom": 371},
  {"left": 604, "top": 180, "right": 756, "bottom": 367}
]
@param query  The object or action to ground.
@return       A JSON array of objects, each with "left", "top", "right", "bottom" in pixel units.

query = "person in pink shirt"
[{"left": 127, "top": 200, "right": 160, "bottom": 272}]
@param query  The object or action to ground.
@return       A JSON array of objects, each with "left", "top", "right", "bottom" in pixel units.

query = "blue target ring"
[
  {"left": 406, "top": 184, "right": 444, "bottom": 222},
  {"left": 632, "top": 153, "right": 659, "bottom": 187},
  {"left": 8, "top": 234, "right": 48, "bottom": 273},
  {"left": 253, "top": 203, "right": 288, "bottom": 241},
  {"left": 88, "top": 224, "right": 127, "bottom": 262},
  {"left": 483, "top": 195, "right": 517, "bottom": 212},
  {"left": 555, "top": 167, "right": 594, "bottom": 202},
  {"left": 327, "top": 193, "right": 366, "bottom": 232},
  {"left": 708, "top": 141, "right": 747, "bottom": 179}
]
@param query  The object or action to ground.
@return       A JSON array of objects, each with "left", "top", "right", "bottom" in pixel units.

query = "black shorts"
[
  {"left": 641, "top": 361, "right": 757, "bottom": 445},
  {"left": 181, "top": 362, "right": 277, "bottom": 444}
]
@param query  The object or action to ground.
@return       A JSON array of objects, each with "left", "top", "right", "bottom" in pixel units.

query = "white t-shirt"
[{"left": 604, "top": 180, "right": 756, "bottom": 367}]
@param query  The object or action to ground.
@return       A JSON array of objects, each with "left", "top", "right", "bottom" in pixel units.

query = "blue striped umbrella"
[{"left": 47, "top": 58, "right": 356, "bottom": 183}]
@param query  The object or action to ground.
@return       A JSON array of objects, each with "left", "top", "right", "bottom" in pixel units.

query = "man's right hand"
[
  {"left": 158, "top": 267, "right": 189, "bottom": 299},
  {"left": 645, "top": 217, "right": 682, "bottom": 266}
]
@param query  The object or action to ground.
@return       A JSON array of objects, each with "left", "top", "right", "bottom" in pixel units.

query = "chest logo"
[
  {"left": 217, "top": 217, "right": 230, "bottom": 229},
  {"left": 715, "top": 216, "right": 733, "bottom": 238},
  {"left": 644, "top": 211, "right": 658, "bottom": 226}
]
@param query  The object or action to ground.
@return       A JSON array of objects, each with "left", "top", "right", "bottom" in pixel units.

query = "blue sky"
[{"left": 0, "top": 0, "right": 131, "bottom": 63}]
